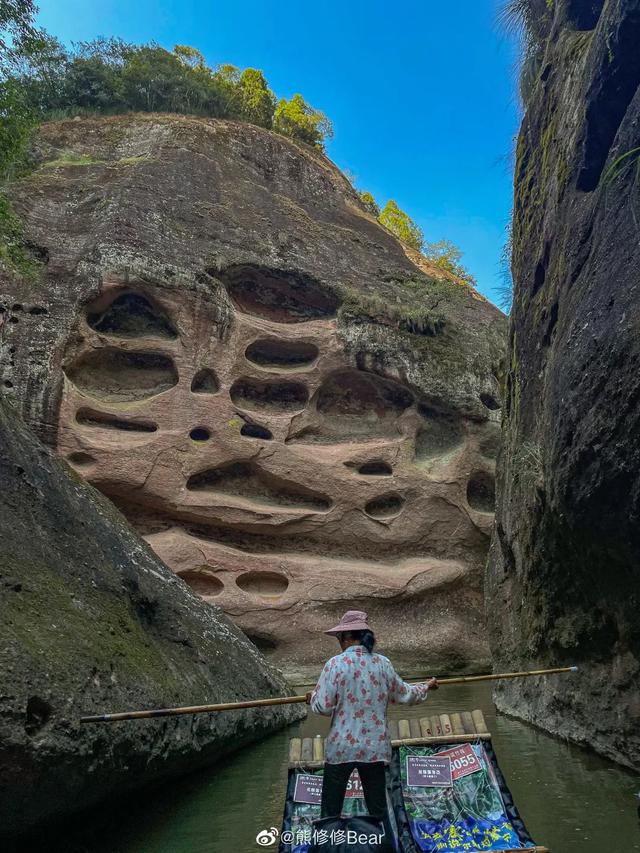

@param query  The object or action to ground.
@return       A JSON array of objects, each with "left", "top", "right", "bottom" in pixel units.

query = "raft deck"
[{"left": 284, "top": 708, "right": 549, "bottom": 853}]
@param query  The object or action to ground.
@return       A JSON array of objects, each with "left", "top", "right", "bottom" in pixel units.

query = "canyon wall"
[
  {"left": 0, "top": 394, "right": 303, "bottom": 843},
  {"left": 0, "top": 115, "right": 505, "bottom": 680},
  {"left": 487, "top": 0, "right": 640, "bottom": 770}
]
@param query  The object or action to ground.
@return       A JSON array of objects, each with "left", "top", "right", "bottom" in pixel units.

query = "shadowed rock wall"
[
  {"left": 0, "top": 114, "right": 506, "bottom": 680},
  {"left": 487, "top": 0, "right": 640, "bottom": 770},
  {"left": 0, "top": 395, "right": 303, "bottom": 842}
]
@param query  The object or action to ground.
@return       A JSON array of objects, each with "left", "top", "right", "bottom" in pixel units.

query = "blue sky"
[{"left": 36, "top": 1, "right": 521, "bottom": 307}]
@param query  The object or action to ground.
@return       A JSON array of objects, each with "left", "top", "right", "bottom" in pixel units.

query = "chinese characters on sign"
[
  {"left": 406, "top": 755, "right": 453, "bottom": 788},
  {"left": 293, "top": 771, "right": 365, "bottom": 804},
  {"left": 437, "top": 744, "right": 481, "bottom": 781},
  {"left": 293, "top": 775, "right": 323, "bottom": 805}
]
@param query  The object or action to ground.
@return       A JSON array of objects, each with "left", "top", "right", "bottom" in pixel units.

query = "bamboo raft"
[{"left": 282, "top": 709, "right": 549, "bottom": 853}]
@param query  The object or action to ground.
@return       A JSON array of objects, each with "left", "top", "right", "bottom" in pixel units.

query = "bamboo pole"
[
  {"left": 407, "top": 666, "right": 577, "bottom": 686},
  {"left": 80, "top": 665, "right": 577, "bottom": 723}
]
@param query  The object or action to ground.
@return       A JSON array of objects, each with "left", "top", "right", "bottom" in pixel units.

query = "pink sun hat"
[{"left": 324, "top": 609, "right": 371, "bottom": 635}]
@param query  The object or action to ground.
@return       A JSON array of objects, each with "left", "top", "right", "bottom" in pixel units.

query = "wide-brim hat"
[{"left": 324, "top": 610, "right": 371, "bottom": 636}]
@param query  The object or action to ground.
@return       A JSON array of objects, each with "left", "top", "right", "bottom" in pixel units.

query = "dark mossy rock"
[
  {"left": 0, "top": 395, "right": 304, "bottom": 843},
  {"left": 487, "top": 0, "right": 640, "bottom": 770}
]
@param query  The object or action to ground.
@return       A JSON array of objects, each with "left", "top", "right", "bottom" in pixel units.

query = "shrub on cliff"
[
  {"left": 360, "top": 193, "right": 476, "bottom": 285},
  {"left": 358, "top": 190, "right": 380, "bottom": 217},
  {"left": 273, "top": 93, "right": 333, "bottom": 149},
  {"left": 422, "top": 238, "right": 478, "bottom": 287},
  {"left": 378, "top": 199, "right": 425, "bottom": 250}
]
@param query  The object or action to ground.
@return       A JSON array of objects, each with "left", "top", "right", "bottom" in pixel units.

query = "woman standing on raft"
[{"left": 307, "top": 610, "right": 437, "bottom": 835}]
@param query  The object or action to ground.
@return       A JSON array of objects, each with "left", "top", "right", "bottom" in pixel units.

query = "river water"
[{"left": 58, "top": 682, "right": 639, "bottom": 853}]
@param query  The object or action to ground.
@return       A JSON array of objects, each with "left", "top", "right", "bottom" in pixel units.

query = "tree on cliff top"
[
  {"left": 239, "top": 68, "right": 276, "bottom": 129},
  {"left": 0, "top": 0, "right": 37, "bottom": 53},
  {"left": 364, "top": 192, "right": 476, "bottom": 286},
  {"left": 4, "top": 37, "right": 333, "bottom": 150},
  {"left": 378, "top": 199, "right": 424, "bottom": 251},
  {"left": 273, "top": 93, "right": 333, "bottom": 150}
]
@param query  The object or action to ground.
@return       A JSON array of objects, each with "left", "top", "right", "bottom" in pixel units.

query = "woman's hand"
[
  {"left": 305, "top": 691, "right": 313, "bottom": 704},
  {"left": 427, "top": 677, "right": 439, "bottom": 690}
]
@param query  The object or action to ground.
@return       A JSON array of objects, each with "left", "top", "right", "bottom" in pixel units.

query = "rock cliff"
[
  {"left": 0, "top": 114, "right": 505, "bottom": 680},
  {"left": 487, "top": 0, "right": 640, "bottom": 770},
  {"left": 0, "top": 395, "right": 302, "bottom": 842}
]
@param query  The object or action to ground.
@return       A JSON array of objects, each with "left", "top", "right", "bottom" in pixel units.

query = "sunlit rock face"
[{"left": 0, "top": 114, "right": 505, "bottom": 679}]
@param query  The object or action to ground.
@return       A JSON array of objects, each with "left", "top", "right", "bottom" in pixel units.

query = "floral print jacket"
[{"left": 310, "top": 645, "right": 431, "bottom": 764}]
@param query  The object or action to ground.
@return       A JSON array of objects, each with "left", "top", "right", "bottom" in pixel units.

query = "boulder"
[
  {"left": 487, "top": 0, "right": 640, "bottom": 770},
  {"left": 0, "top": 114, "right": 506, "bottom": 679},
  {"left": 0, "top": 394, "right": 303, "bottom": 842}
]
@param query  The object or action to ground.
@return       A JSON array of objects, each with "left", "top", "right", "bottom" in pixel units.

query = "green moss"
[
  {"left": 567, "top": 30, "right": 594, "bottom": 61},
  {"left": 1, "top": 554, "right": 186, "bottom": 693},
  {"left": 0, "top": 194, "right": 43, "bottom": 280},
  {"left": 41, "top": 152, "right": 105, "bottom": 168},
  {"left": 338, "top": 273, "right": 468, "bottom": 338}
]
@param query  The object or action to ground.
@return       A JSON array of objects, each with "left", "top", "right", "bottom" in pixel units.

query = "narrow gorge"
[{"left": 3, "top": 7, "right": 639, "bottom": 844}]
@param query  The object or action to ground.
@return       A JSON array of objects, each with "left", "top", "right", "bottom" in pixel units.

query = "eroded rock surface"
[
  {"left": 0, "top": 114, "right": 505, "bottom": 679},
  {"left": 0, "top": 395, "right": 303, "bottom": 843},
  {"left": 487, "top": 0, "right": 640, "bottom": 770}
]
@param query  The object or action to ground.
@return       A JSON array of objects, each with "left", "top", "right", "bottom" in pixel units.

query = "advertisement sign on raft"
[
  {"left": 293, "top": 771, "right": 365, "bottom": 804},
  {"left": 406, "top": 756, "right": 453, "bottom": 788},
  {"left": 406, "top": 744, "right": 482, "bottom": 787},
  {"left": 437, "top": 744, "right": 482, "bottom": 781}
]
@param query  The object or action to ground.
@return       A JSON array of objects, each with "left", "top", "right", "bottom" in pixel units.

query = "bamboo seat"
[{"left": 288, "top": 708, "right": 490, "bottom": 768}]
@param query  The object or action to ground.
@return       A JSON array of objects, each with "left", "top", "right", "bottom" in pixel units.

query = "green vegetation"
[
  {"left": 4, "top": 35, "right": 333, "bottom": 149},
  {"left": 0, "top": 0, "right": 37, "bottom": 52},
  {"left": 378, "top": 199, "right": 424, "bottom": 250},
  {"left": 358, "top": 190, "right": 380, "bottom": 217},
  {"left": 41, "top": 151, "right": 102, "bottom": 167},
  {"left": 2, "top": 10, "right": 474, "bottom": 288},
  {"left": 0, "top": 12, "right": 332, "bottom": 274},
  {"left": 603, "top": 147, "right": 640, "bottom": 187},
  {"left": 0, "top": 193, "right": 39, "bottom": 276},
  {"left": 273, "top": 92, "right": 333, "bottom": 148},
  {"left": 355, "top": 190, "right": 476, "bottom": 286},
  {"left": 498, "top": 0, "right": 553, "bottom": 103},
  {"left": 0, "top": 76, "right": 34, "bottom": 176},
  {"left": 0, "top": 0, "right": 41, "bottom": 277},
  {"left": 422, "top": 238, "right": 478, "bottom": 287},
  {"left": 339, "top": 272, "right": 468, "bottom": 340}
]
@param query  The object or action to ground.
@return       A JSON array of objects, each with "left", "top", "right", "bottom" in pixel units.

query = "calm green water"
[{"left": 57, "top": 683, "right": 639, "bottom": 853}]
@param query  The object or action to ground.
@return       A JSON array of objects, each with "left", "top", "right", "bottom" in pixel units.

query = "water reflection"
[{"left": 57, "top": 683, "right": 639, "bottom": 853}]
